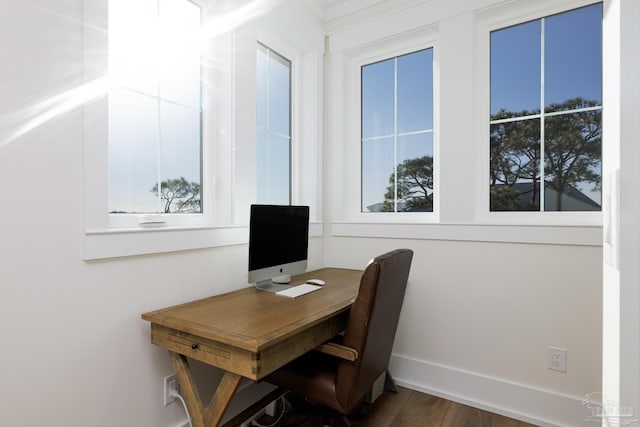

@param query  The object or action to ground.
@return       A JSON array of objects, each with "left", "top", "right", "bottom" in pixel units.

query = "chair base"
[{"left": 254, "top": 371, "right": 399, "bottom": 427}]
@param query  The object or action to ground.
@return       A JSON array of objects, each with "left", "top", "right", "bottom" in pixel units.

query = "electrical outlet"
[
  {"left": 548, "top": 347, "right": 567, "bottom": 372},
  {"left": 163, "top": 374, "right": 180, "bottom": 406}
]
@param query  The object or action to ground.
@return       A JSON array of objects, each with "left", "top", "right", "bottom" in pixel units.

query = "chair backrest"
[{"left": 335, "top": 248, "right": 413, "bottom": 413}]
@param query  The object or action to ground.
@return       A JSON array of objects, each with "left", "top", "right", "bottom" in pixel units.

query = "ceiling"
[{"left": 308, "top": 0, "right": 385, "bottom": 21}]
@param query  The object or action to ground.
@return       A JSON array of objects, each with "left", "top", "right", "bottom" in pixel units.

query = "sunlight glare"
[
  {"left": 200, "top": 0, "right": 284, "bottom": 42},
  {"left": 108, "top": 0, "right": 202, "bottom": 99},
  {"left": 0, "top": 77, "right": 109, "bottom": 148},
  {"left": 0, "top": 0, "right": 284, "bottom": 149}
]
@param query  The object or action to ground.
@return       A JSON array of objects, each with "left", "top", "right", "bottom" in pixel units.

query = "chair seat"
[{"left": 265, "top": 350, "right": 346, "bottom": 413}]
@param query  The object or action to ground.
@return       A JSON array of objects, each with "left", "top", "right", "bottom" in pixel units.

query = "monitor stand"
[{"left": 255, "top": 280, "right": 291, "bottom": 292}]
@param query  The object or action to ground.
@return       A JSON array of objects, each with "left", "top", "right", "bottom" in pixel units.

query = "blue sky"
[{"left": 491, "top": 4, "right": 602, "bottom": 115}]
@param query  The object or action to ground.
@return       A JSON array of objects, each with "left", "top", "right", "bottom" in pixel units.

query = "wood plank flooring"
[
  {"left": 260, "top": 387, "right": 538, "bottom": 427},
  {"left": 358, "top": 387, "right": 537, "bottom": 427}
]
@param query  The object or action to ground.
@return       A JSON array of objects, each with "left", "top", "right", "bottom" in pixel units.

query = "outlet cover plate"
[
  {"left": 163, "top": 374, "right": 179, "bottom": 406},
  {"left": 548, "top": 347, "right": 567, "bottom": 372}
]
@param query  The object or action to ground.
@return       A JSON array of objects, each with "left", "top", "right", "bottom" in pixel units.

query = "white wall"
[
  {"left": 0, "top": 0, "right": 615, "bottom": 426},
  {"left": 324, "top": 238, "right": 601, "bottom": 425},
  {"left": 0, "top": 1, "right": 322, "bottom": 426},
  {"left": 602, "top": 0, "right": 640, "bottom": 422}
]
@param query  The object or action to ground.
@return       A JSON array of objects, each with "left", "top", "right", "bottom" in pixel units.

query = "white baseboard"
[{"left": 389, "top": 355, "right": 596, "bottom": 427}]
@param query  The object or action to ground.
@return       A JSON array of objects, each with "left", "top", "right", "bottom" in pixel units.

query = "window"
[
  {"left": 108, "top": 0, "right": 203, "bottom": 216},
  {"left": 256, "top": 43, "right": 291, "bottom": 205},
  {"left": 84, "top": 1, "right": 324, "bottom": 259},
  {"left": 489, "top": 3, "right": 602, "bottom": 212},
  {"left": 361, "top": 48, "right": 434, "bottom": 213}
]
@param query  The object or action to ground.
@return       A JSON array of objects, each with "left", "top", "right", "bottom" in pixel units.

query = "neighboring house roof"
[
  {"left": 493, "top": 181, "right": 601, "bottom": 211},
  {"left": 366, "top": 194, "right": 433, "bottom": 213},
  {"left": 365, "top": 201, "right": 406, "bottom": 212}
]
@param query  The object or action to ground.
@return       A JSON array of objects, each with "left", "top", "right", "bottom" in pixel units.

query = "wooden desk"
[{"left": 142, "top": 268, "right": 362, "bottom": 427}]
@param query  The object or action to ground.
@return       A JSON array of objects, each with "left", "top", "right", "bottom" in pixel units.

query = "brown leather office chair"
[{"left": 264, "top": 248, "right": 414, "bottom": 418}]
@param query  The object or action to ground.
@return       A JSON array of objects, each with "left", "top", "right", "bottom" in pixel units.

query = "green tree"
[
  {"left": 490, "top": 111, "right": 540, "bottom": 210},
  {"left": 490, "top": 97, "right": 601, "bottom": 211},
  {"left": 382, "top": 156, "right": 433, "bottom": 212},
  {"left": 151, "top": 177, "right": 201, "bottom": 213},
  {"left": 543, "top": 98, "right": 601, "bottom": 210}
]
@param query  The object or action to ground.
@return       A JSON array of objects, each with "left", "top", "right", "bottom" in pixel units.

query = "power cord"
[
  {"left": 250, "top": 396, "right": 287, "bottom": 427},
  {"left": 170, "top": 389, "right": 192, "bottom": 427}
]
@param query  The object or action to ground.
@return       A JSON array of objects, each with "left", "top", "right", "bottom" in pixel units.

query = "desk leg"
[
  {"left": 203, "top": 370, "right": 242, "bottom": 426},
  {"left": 169, "top": 351, "right": 242, "bottom": 427}
]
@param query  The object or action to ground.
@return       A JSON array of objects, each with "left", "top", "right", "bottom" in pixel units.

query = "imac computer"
[{"left": 248, "top": 204, "right": 310, "bottom": 292}]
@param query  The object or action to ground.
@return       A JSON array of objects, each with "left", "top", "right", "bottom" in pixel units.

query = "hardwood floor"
[{"left": 257, "top": 387, "right": 538, "bottom": 427}]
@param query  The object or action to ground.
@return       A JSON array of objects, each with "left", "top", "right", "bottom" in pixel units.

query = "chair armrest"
[{"left": 314, "top": 342, "right": 359, "bottom": 361}]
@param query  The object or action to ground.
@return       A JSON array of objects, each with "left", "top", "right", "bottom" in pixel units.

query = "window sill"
[
  {"left": 330, "top": 222, "right": 602, "bottom": 246},
  {"left": 84, "top": 222, "right": 324, "bottom": 260}
]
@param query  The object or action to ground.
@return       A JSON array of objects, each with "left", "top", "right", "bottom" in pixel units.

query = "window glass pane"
[
  {"left": 362, "top": 59, "right": 395, "bottom": 138},
  {"left": 268, "top": 52, "right": 291, "bottom": 137},
  {"left": 361, "top": 48, "right": 434, "bottom": 214},
  {"left": 158, "top": 0, "right": 201, "bottom": 108},
  {"left": 109, "top": 88, "right": 160, "bottom": 213},
  {"left": 256, "top": 46, "right": 267, "bottom": 128},
  {"left": 256, "top": 44, "right": 291, "bottom": 204},
  {"left": 397, "top": 49, "right": 433, "bottom": 133},
  {"left": 490, "top": 119, "right": 541, "bottom": 211},
  {"left": 545, "top": 4, "right": 602, "bottom": 112},
  {"left": 108, "top": 0, "right": 160, "bottom": 97},
  {"left": 108, "top": 0, "right": 203, "bottom": 215},
  {"left": 362, "top": 137, "right": 395, "bottom": 212},
  {"left": 543, "top": 111, "right": 602, "bottom": 211},
  {"left": 257, "top": 132, "right": 290, "bottom": 205},
  {"left": 490, "top": 20, "right": 541, "bottom": 118},
  {"left": 396, "top": 133, "right": 434, "bottom": 212},
  {"left": 489, "top": 5, "right": 602, "bottom": 213},
  {"left": 158, "top": 101, "right": 202, "bottom": 213}
]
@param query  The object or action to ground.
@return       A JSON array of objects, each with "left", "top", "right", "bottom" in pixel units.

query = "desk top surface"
[{"left": 141, "top": 267, "right": 362, "bottom": 352}]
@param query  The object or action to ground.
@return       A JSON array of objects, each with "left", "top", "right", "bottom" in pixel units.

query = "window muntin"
[
  {"left": 256, "top": 44, "right": 291, "bottom": 205},
  {"left": 108, "top": 0, "right": 203, "bottom": 215},
  {"left": 361, "top": 48, "right": 434, "bottom": 213},
  {"left": 489, "top": 3, "right": 602, "bottom": 212}
]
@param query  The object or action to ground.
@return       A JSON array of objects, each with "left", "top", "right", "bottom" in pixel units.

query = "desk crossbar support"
[{"left": 170, "top": 351, "right": 242, "bottom": 427}]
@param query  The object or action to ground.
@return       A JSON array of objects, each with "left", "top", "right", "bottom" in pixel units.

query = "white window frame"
[
  {"left": 339, "top": 28, "right": 440, "bottom": 224},
  {"left": 327, "top": 0, "right": 601, "bottom": 246},
  {"left": 83, "top": 1, "right": 324, "bottom": 260},
  {"left": 82, "top": 0, "right": 245, "bottom": 260},
  {"left": 106, "top": 0, "right": 207, "bottom": 226},
  {"left": 252, "top": 26, "right": 324, "bottom": 223},
  {"left": 475, "top": 0, "right": 603, "bottom": 226}
]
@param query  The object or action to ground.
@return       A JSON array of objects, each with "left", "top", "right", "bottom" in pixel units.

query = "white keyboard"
[{"left": 275, "top": 283, "right": 322, "bottom": 298}]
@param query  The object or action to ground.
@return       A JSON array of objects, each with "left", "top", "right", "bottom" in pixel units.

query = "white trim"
[
  {"left": 84, "top": 226, "right": 246, "bottom": 260},
  {"left": 331, "top": 222, "right": 602, "bottom": 246},
  {"left": 84, "top": 222, "right": 323, "bottom": 260},
  {"left": 323, "top": 0, "right": 385, "bottom": 22},
  {"left": 389, "top": 354, "right": 596, "bottom": 427}
]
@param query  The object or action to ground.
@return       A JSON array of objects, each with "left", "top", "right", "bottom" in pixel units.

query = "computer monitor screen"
[{"left": 248, "top": 204, "right": 309, "bottom": 291}]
